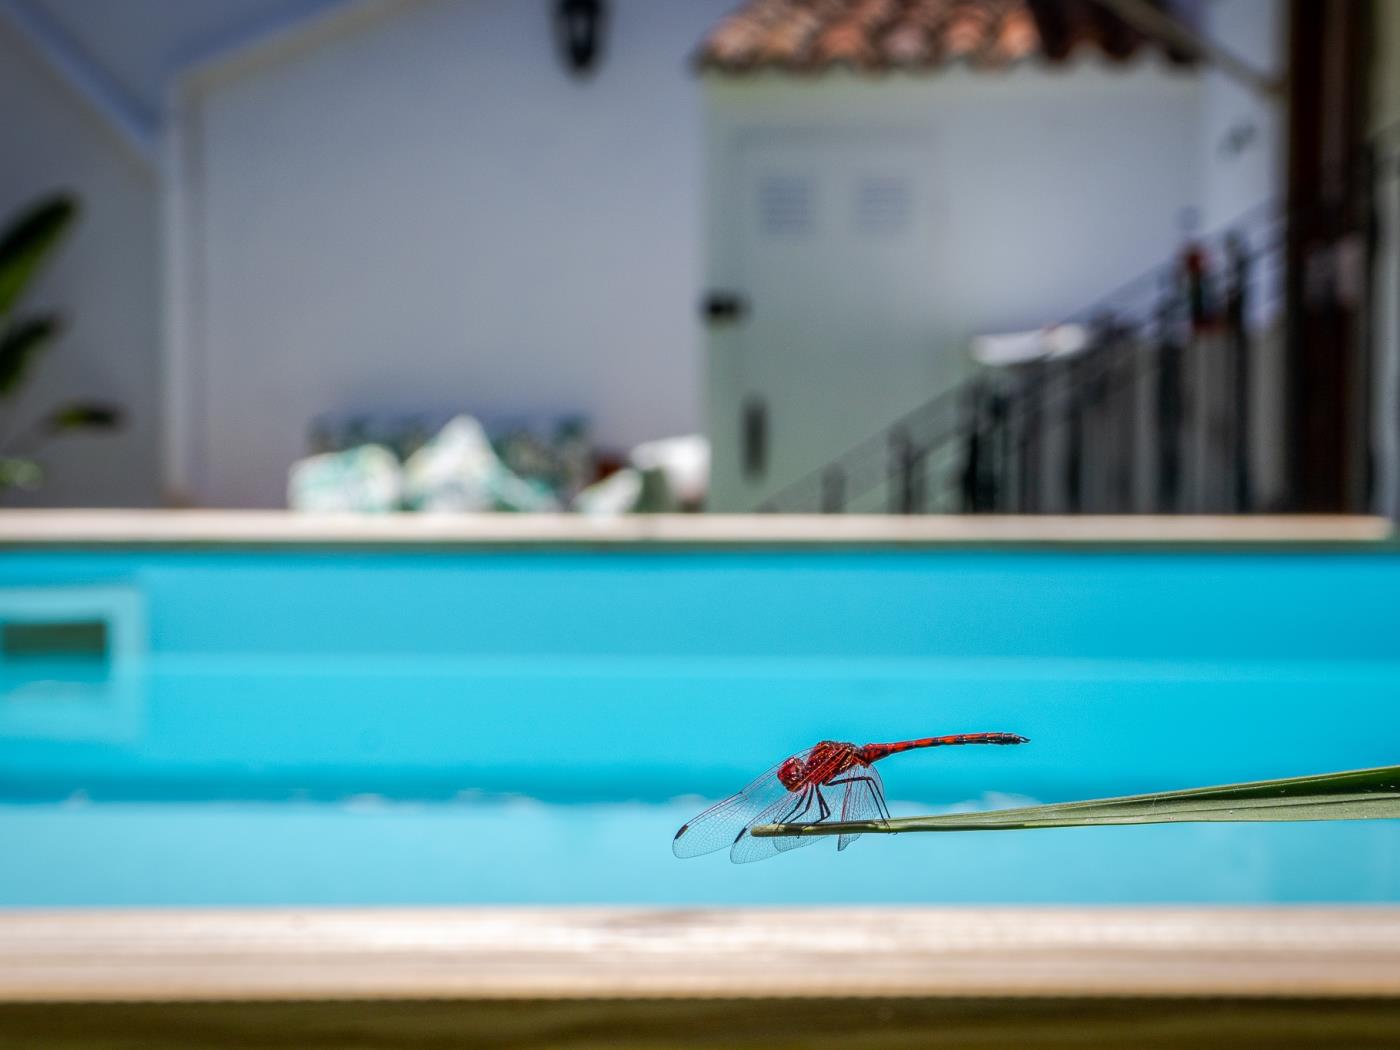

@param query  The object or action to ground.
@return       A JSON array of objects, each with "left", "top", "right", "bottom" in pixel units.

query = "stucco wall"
[
  {"left": 1375, "top": 0, "right": 1400, "bottom": 135},
  {"left": 171, "top": 0, "right": 733, "bottom": 508},
  {"left": 1194, "top": 0, "right": 1285, "bottom": 234},
  {"left": 0, "top": 20, "right": 161, "bottom": 507}
]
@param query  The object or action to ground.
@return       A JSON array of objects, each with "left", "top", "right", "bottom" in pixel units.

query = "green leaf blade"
[
  {"left": 0, "top": 194, "right": 79, "bottom": 318},
  {"left": 749, "top": 763, "right": 1400, "bottom": 839},
  {"left": 45, "top": 401, "right": 122, "bottom": 433},
  {"left": 0, "top": 315, "right": 63, "bottom": 396}
]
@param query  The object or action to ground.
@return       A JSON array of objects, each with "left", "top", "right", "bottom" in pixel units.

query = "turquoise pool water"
[{"left": 2, "top": 547, "right": 1399, "bottom": 905}]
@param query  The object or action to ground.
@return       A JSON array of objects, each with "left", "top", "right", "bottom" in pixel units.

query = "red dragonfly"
[{"left": 673, "top": 733, "right": 1028, "bottom": 864}]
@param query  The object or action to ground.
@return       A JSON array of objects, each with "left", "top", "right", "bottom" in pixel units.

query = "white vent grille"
[
  {"left": 855, "top": 176, "right": 912, "bottom": 235},
  {"left": 759, "top": 175, "right": 814, "bottom": 236}
]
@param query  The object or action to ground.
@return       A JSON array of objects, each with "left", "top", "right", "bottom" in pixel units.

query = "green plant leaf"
[
  {"left": 0, "top": 457, "right": 43, "bottom": 491},
  {"left": 749, "top": 764, "right": 1400, "bottom": 839},
  {"left": 0, "top": 194, "right": 79, "bottom": 319},
  {"left": 45, "top": 401, "right": 122, "bottom": 432},
  {"left": 0, "top": 315, "right": 63, "bottom": 396}
]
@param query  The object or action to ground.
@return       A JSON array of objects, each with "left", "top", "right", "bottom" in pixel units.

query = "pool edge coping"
[
  {"left": 3, "top": 906, "right": 1400, "bottom": 1001},
  {"left": 0, "top": 511, "right": 1392, "bottom": 551}
]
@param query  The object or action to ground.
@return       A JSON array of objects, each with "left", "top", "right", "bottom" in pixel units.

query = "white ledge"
[
  {"left": 0, "top": 511, "right": 1390, "bottom": 548},
  {"left": 4, "top": 907, "right": 1400, "bottom": 1001}
]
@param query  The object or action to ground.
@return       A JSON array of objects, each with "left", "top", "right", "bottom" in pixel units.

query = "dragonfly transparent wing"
[
  {"left": 729, "top": 784, "right": 827, "bottom": 864},
  {"left": 729, "top": 747, "right": 876, "bottom": 863},
  {"left": 672, "top": 747, "right": 815, "bottom": 858},
  {"left": 830, "top": 762, "right": 887, "bottom": 852}
]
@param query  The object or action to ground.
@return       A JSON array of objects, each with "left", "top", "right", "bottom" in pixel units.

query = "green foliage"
[
  {"left": 751, "top": 764, "right": 1400, "bottom": 839},
  {"left": 0, "top": 191, "right": 123, "bottom": 492},
  {"left": 0, "top": 194, "right": 77, "bottom": 317},
  {"left": 0, "top": 316, "right": 63, "bottom": 396},
  {"left": 0, "top": 457, "right": 42, "bottom": 490},
  {"left": 45, "top": 402, "right": 122, "bottom": 432}
]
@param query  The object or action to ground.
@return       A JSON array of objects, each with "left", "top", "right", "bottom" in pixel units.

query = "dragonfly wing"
[
  {"left": 729, "top": 747, "right": 878, "bottom": 863},
  {"left": 672, "top": 749, "right": 814, "bottom": 859},
  {"left": 672, "top": 790, "right": 768, "bottom": 858},
  {"left": 832, "top": 763, "right": 887, "bottom": 852},
  {"left": 729, "top": 787, "right": 824, "bottom": 864}
]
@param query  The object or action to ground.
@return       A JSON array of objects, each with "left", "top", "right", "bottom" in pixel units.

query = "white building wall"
[
  {"left": 1194, "top": 0, "right": 1285, "bottom": 234},
  {"left": 705, "top": 64, "right": 1203, "bottom": 510},
  {"left": 0, "top": 19, "right": 162, "bottom": 507},
  {"left": 171, "top": 0, "right": 733, "bottom": 507},
  {"left": 1378, "top": 0, "right": 1400, "bottom": 135}
]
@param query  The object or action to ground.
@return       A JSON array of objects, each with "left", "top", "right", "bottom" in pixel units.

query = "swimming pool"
[{"left": 3, "top": 533, "right": 1399, "bottom": 907}]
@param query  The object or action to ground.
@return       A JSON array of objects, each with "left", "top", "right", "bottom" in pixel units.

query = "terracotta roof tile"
[{"left": 697, "top": 0, "right": 1193, "bottom": 73}]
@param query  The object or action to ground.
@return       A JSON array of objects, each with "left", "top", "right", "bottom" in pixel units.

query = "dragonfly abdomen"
[{"left": 859, "top": 733, "right": 1028, "bottom": 764}]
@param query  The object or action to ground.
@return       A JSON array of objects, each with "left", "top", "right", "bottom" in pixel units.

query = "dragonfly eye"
[{"left": 777, "top": 757, "right": 806, "bottom": 790}]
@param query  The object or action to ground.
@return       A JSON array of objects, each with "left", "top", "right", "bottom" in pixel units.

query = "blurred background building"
[
  {"left": 0, "top": 0, "right": 1396, "bottom": 515},
  {"left": 699, "top": 0, "right": 1275, "bottom": 511},
  {"left": 6, "top": 4, "right": 1400, "bottom": 1034}
]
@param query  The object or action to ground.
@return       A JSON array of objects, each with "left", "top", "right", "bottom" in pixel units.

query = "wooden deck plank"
[
  {"left": 3, "top": 908, "right": 1400, "bottom": 1001},
  {"left": 0, "top": 510, "right": 1390, "bottom": 548}
]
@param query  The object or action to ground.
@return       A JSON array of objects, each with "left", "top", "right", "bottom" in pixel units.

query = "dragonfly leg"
[
  {"left": 814, "top": 786, "right": 831, "bottom": 821},
  {"left": 776, "top": 787, "right": 812, "bottom": 825},
  {"left": 827, "top": 775, "right": 892, "bottom": 822},
  {"left": 872, "top": 785, "right": 891, "bottom": 822},
  {"left": 742, "top": 787, "right": 813, "bottom": 846}
]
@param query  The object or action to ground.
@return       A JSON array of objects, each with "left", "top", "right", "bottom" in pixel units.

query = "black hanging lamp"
[{"left": 555, "top": 0, "right": 607, "bottom": 76}]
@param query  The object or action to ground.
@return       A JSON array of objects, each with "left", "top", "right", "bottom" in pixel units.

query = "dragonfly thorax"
[
  {"left": 778, "top": 741, "right": 861, "bottom": 790},
  {"left": 776, "top": 755, "right": 806, "bottom": 790}
]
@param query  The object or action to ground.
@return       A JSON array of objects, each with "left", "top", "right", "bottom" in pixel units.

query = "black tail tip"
[{"left": 1007, "top": 734, "right": 1030, "bottom": 744}]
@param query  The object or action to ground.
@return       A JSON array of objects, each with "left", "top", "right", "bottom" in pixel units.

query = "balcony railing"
[{"left": 761, "top": 126, "right": 1400, "bottom": 517}]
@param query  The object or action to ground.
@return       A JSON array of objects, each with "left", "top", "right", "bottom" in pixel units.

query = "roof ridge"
[{"left": 696, "top": 0, "right": 1196, "bottom": 74}]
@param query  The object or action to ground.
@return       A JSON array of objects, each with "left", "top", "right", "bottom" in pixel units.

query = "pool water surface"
[{"left": 2, "top": 547, "right": 1398, "bottom": 906}]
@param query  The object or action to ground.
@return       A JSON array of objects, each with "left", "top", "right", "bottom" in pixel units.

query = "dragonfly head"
[{"left": 777, "top": 755, "right": 807, "bottom": 790}]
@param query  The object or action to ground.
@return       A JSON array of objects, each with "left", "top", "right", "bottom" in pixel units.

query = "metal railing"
[{"left": 761, "top": 129, "right": 1400, "bottom": 516}]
